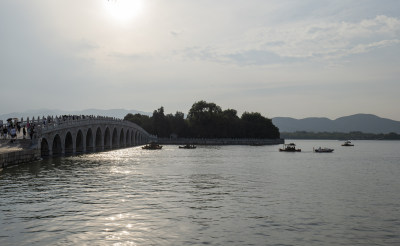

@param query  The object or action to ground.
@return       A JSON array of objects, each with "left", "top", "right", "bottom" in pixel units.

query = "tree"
[
  {"left": 218, "top": 109, "right": 241, "bottom": 138},
  {"left": 124, "top": 113, "right": 153, "bottom": 133},
  {"left": 166, "top": 111, "right": 189, "bottom": 137},
  {"left": 187, "top": 100, "right": 223, "bottom": 138},
  {"left": 241, "top": 112, "right": 280, "bottom": 139},
  {"left": 152, "top": 107, "right": 170, "bottom": 137}
]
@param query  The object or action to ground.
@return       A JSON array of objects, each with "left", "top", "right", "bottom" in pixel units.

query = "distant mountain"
[
  {"left": 0, "top": 108, "right": 151, "bottom": 122},
  {"left": 272, "top": 114, "right": 400, "bottom": 134}
]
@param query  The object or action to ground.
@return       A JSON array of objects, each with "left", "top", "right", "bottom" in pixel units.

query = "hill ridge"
[{"left": 272, "top": 114, "right": 400, "bottom": 134}]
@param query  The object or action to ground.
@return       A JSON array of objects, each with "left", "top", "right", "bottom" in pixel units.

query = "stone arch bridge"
[{"left": 27, "top": 116, "right": 155, "bottom": 157}]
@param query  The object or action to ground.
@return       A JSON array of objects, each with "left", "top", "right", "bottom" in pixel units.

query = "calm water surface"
[{"left": 1, "top": 140, "right": 399, "bottom": 245}]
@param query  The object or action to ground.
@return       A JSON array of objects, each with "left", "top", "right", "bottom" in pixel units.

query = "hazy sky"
[{"left": 1, "top": 0, "right": 399, "bottom": 120}]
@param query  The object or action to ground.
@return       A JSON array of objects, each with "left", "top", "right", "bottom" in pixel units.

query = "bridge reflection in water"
[{"left": 25, "top": 115, "right": 155, "bottom": 157}]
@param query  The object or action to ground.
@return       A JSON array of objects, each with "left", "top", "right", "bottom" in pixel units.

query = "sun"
[{"left": 103, "top": 0, "right": 143, "bottom": 23}]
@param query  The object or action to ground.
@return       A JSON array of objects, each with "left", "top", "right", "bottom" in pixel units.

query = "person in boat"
[
  {"left": 180, "top": 144, "right": 196, "bottom": 149},
  {"left": 143, "top": 142, "right": 162, "bottom": 149},
  {"left": 280, "top": 143, "right": 301, "bottom": 152}
]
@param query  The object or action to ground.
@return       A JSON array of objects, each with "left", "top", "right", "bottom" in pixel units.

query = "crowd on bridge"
[
  {"left": 41, "top": 115, "right": 121, "bottom": 127},
  {"left": 57, "top": 115, "right": 119, "bottom": 123},
  {"left": 0, "top": 118, "right": 35, "bottom": 142}
]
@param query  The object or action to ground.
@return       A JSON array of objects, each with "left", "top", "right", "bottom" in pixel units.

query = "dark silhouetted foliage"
[
  {"left": 241, "top": 112, "right": 280, "bottom": 139},
  {"left": 124, "top": 113, "right": 153, "bottom": 133},
  {"left": 125, "top": 100, "right": 280, "bottom": 139}
]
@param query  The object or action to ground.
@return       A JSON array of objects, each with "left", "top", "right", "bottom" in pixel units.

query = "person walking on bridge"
[
  {"left": 2, "top": 127, "right": 7, "bottom": 139},
  {"left": 29, "top": 125, "right": 34, "bottom": 140},
  {"left": 10, "top": 127, "right": 16, "bottom": 143}
]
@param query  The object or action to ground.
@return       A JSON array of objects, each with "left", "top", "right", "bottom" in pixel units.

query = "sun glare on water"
[{"left": 103, "top": 0, "right": 143, "bottom": 23}]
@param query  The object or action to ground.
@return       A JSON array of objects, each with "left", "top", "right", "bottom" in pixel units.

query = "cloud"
[
  {"left": 347, "top": 39, "right": 400, "bottom": 56},
  {"left": 223, "top": 50, "right": 299, "bottom": 65},
  {"left": 170, "top": 30, "right": 184, "bottom": 37},
  {"left": 178, "top": 15, "right": 400, "bottom": 65},
  {"left": 73, "top": 39, "right": 99, "bottom": 53},
  {"left": 179, "top": 46, "right": 218, "bottom": 62},
  {"left": 108, "top": 51, "right": 153, "bottom": 61},
  {"left": 242, "top": 15, "right": 400, "bottom": 60}
]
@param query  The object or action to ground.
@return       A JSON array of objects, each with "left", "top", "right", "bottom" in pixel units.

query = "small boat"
[
  {"left": 279, "top": 143, "right": 301, "bottom": 152},
  {"left": 314, "top": 147, "right": 334, "bottom": 153},
  {"left": 142, "top": 142, "right": 162, "bottom": 150},
  {"left": 250, "top": 143, "right": 263, "bottom": 146},
  {"left": 179, "top": 144, "right": 196, "bottom": 149},
  {"left": 342, "top": 140, "right": 354, "bottom": 146}
]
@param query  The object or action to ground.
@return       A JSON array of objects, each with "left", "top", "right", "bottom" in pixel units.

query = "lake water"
[{"left": 1, "top": 140, "right": 399, "bottom": 246}]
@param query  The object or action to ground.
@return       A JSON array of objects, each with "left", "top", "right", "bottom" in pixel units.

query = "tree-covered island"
[{"left": 124, "top": 100, "right": 280, "bottom": 139}]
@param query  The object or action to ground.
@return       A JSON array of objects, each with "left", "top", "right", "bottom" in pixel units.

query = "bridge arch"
[
  {"left": 104, "top": 127, "right": 111, "bottom": 150},
  {"left": 52, "top": 134, "right": 62, "bottom": 156},
  {"left": 95, "top": 127, "right": 102, "bottom": 151},
  {"left": 76, "top": 130, "right": 84, "bottom": 154},
  {"left": 120, "top": 128, "right": 125, "bottom": 147},
  {"left": 41, "top": 138, "right": 50, "bottom": 157},
  {"left": 135, "top": 131, "right": 140, "bottom": 145},
  {"left": 65, "top": 131, "right": 73, "bottom": 155},
  {"left": 86, "top": 128, "right": 94, "bottom": 152},
  {"left": 126, "top": 129, "right": 130, "bottom": 146},
  {"left": 112, "top": 127, "right": 118, "bottom": 149}
]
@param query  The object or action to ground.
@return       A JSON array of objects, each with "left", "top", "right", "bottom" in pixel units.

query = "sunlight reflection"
[
  {"left": 106, "top": 235, "right": 120, "bottom": 240},
  {"left": 102, "top": 211, "right": 155, "bottom": 245},
  {"left": 106, "top": 216, "right": 116, "bottom": 221},
  {"left": 72, "top": 148, "right": 146, "bottom": 173},
  {"left": 113, "top": 242, "right": 137, "bottom": 246},
  {"left": 110, "top": 168, "right": 132, "bottom": 174}
]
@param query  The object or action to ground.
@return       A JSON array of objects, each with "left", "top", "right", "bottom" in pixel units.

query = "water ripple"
[{"left": 1, "top": 142, "right": 400, "bottom": 245}]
